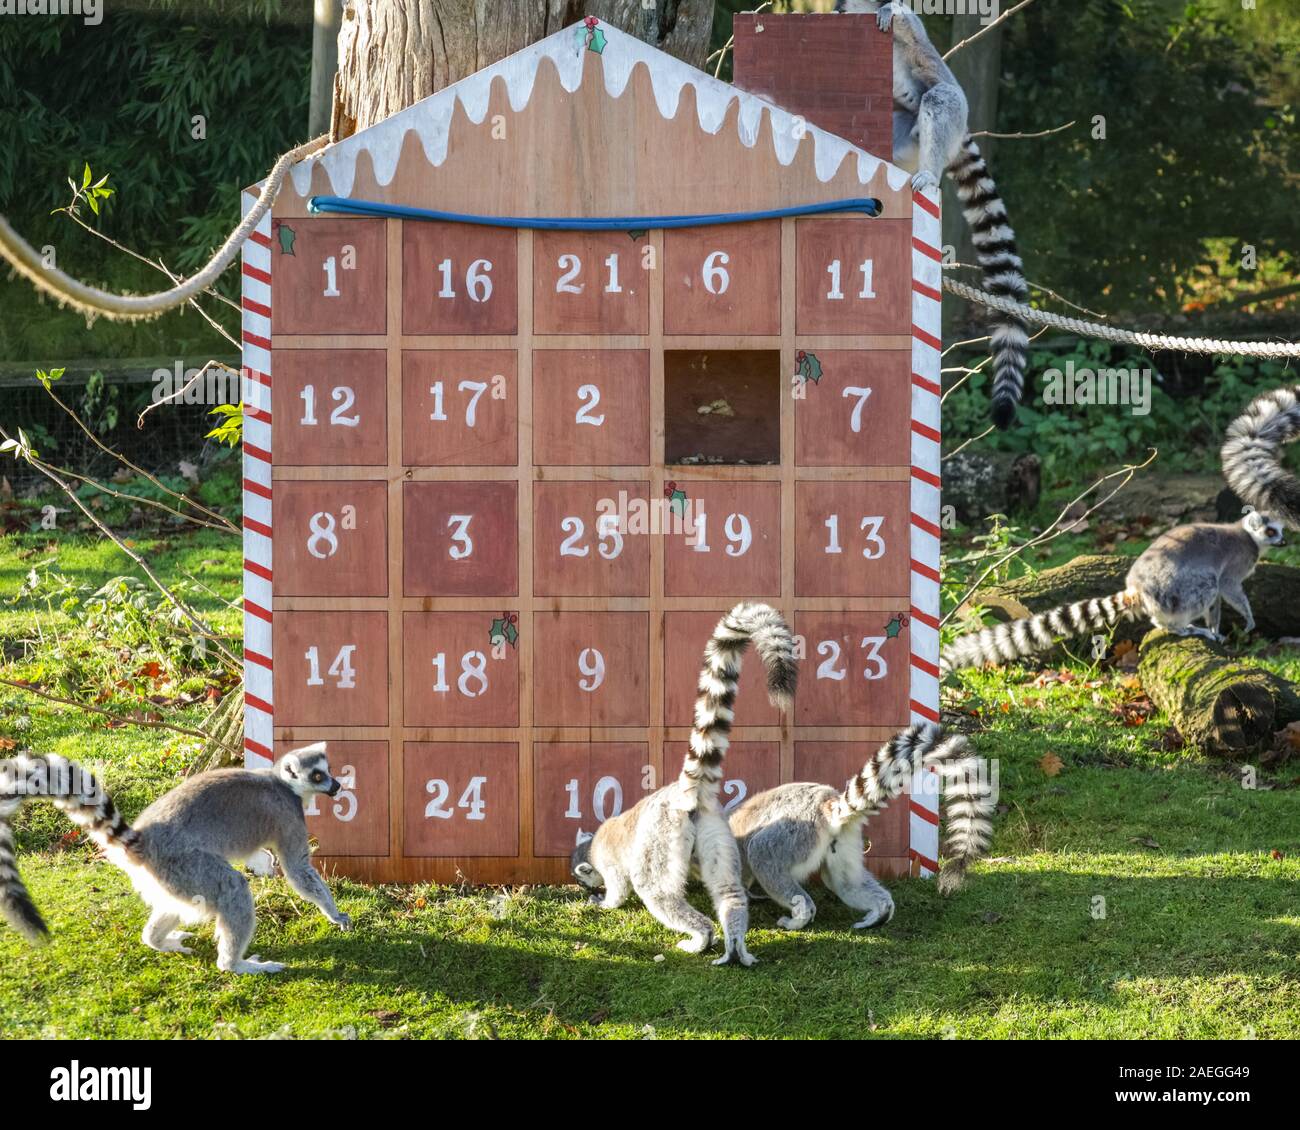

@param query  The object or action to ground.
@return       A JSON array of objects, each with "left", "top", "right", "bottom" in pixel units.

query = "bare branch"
[
  {"left": 1, "top": 428, "right": 240, "bottom": 670},
  {"left": 943, "top": 0, "right": 1038, "bottom": 61},
  {"left": 971, "top": 120, "right": 1076, "bottom": 141},
  {"left": 941, "top": 449, "right": 1160, "bottom": 626},
  {"left": 42, "top": 384, "right": 238, "bottom": 533},
  {"left": 0, "top": 676, "right": 241, "bottom": 760}
]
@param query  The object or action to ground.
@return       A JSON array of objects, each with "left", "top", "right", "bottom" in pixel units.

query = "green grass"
[{"left": 1, "top": 525, "right": 1299, "bottom": 1039}]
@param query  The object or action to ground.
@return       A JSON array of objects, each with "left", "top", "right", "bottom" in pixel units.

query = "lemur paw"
[
  {"left": 712, "top": 948, "right": 759, "bottom": 968},
  {"left": 876, "top": 6, "right": 894, "bottom": 33},
  {"left": 911, "top": 170, "right": 940, "bottom": 193},
  {"left": 777, "top": 894, "right": 814, "bottom": 930},
  {"left": 332, "top": 913, "right": 352, "bottom": 932},
  {"left": 676, "top": 931, "right": 712, "bottom": 955},
  {"left": 851, "top": 892, "right": 896, "bottom": 929}
]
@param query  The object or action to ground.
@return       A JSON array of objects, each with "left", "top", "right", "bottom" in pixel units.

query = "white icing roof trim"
[{"left": 289, "top": 21, "right": 911, "bottom": 198}]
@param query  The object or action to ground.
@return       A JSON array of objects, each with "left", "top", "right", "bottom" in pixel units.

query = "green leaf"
[
  {"left": 87, "top": 194, "right": 99, "bottom": 216},
  {"left": 82, "top": 163, "right": 92, "bottom": 190}
]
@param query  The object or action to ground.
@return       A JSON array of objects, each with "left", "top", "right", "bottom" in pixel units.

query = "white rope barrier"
[
  {"left": 944, "top": 277, "right": 1300, "bottom": 358},
  {"left": 0, "top": 135, "right": 328, "bottom": 322}
]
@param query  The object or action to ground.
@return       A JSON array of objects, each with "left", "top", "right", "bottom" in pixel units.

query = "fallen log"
[
  {"left": 960, "top": 554, "right": 1300, "bottom": 644},
  {"left": 1136, "top": 630, "right": 1300, "bottom": 757}
]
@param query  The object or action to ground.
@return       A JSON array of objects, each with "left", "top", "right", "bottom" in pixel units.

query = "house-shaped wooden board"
[{"left": 240, "top": 17, "right": 944, "bottom": 885}]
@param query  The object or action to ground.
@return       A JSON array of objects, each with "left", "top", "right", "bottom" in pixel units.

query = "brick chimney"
[{"left": 731, "top": 12, "right": 893, "bottom": 162}]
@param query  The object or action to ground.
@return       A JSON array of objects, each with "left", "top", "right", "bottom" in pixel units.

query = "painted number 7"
[{"left": 842, "top": 385, "right": 872, "bottom": 433}]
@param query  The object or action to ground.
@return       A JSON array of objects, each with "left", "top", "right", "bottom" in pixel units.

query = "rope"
[
  {"left": 0, "top": 135, "right": 328, "bottom": 322},
  {"left": 943, "top": 277, "right": 1300, "bottom": 359},
  {"left": 308, "top": 194, "right": 883, "bottom": 228}
]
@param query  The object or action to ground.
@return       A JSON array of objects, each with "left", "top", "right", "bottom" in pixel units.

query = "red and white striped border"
[
  {"left": 241, "top": 191, "right": 274, "bottom": 770},
  {"left": 908, "top": 186, "right": 943, "bottom": 877}
]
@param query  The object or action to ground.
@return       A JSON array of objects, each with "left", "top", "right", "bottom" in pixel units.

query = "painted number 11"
[{"left": 825, "top": 259, "right": 876, "bottom": 301}]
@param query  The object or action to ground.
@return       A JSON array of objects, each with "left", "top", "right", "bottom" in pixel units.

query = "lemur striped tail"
[
  {"left": 836, "top": 723, "right": 994, "bottom": 894},
  {"left": 0, "top": 754, "right": 139, "bottom": 943},
  {"left": 948, "top": 135, "right": 1030, "bottom": 430},
  {"left": 681, "top": 603, "right": 797, "bottom": 800},
  {"left": 1221, "top": 385, "right": 1300, "bottom": 528},
  {"left": 941, "top": 590, "right": 1136, "bottom": 675}
]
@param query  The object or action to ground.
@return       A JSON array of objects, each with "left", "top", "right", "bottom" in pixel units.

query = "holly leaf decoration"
[
  {"left": 588, "top": 27, "right": 608, "bottom": 54},
  {"left": 276, "top": 222, "right": 296, "bottom": 256},
  {"left": 797, "top": 351, "right": 823, "bottom": 384},
  {"left": 627, "top": 229, "right": 647, "bottom": 241},
  {"left": 668, "top": 488, "right": 688, "bottom": 517},
  {"left": 490, "top": 617, "right": 519, "bottom": 648},
  {"left": 883, "top": 616, "right": 904, "bottom": 639}
]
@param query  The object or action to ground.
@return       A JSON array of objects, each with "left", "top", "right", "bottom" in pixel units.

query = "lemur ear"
[
  {"left": 288, "top": 740, "right": 328, "bottom": 758},
  {"left": 575, "top": 862, "right": 595, "bottom": 877},
  {"left": 280, "top": 753, "right": 302, "bottom": 779}
]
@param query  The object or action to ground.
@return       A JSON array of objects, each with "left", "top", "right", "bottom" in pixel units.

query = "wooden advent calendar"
[{"left": 239, "top": 16, "right": 944, "bottom": 885}]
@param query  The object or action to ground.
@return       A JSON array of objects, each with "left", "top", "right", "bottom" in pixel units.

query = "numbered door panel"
[
  {"left": 793, "top": 741, "right": 910, "bottom": 857},
  {"left": 662, "top": 611, "right": 781, "bottom": 728},
  {"left": 663, "top": 481, "right": 781, "bottom": 597},
  {"left": 271, "top": 349, "right": 387, "bottom": 466},
  {"left": 402, "top": 742, "right": 519, "bottom": 857},
  {"left": 795, "top": 218, "right": 910, "bottom": 335},
  {"left": 403, "top": 482, "right": 518, "bottom": 597},
  {"left": 794, "top": 611, "right": 910, "bottom": 727},
  {"left": 279, "top": 739, "right": 389, "bottom": 857},
  {"left": 273, "top": 481, "right": 387, "bottom": 597},
  {"left": 403, "top": 611, "right": 520, "bottom": 727},
  {"left": 402, "top": 350, "right": 518, "bottom": 466},
  {"left": 664, "top": 741, "right": 779, "bottom": 818},
  {"left": 662, "top": 222, "right": 781, "bottom": 336},
  {"left": 532, "top": 612, "right": 649, "bottom": 727},
  {"left": 533, "top": 481, "right": 650, "bottom": 597},
  {"left": 532, "top": 349, "right": 650, "bottom": 466},
  {"left": 533, "top": 231, "right": 650, "bottom": 335},
  {"left": 273, "top": 611, "right": 388, "bottom": 726},
  {"left": 402, "top": 221, "right": 518, "bottom": 335},
  {"left": 270, "top": 218, "right": 387, "bottom": 336},
  {"left": 533, "top": 742, "right": 650, "bottom": 857},
  {"left": 794, "top": 350, "right": 911, "bottom": 468},
  {"left": 795, "top": 481, "right": 910, "bottom": 598}
]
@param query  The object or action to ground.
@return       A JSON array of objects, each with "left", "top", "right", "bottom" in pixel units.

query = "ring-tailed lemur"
[
  {"left": 942, "top": 511, "right": 1287, "bottom": 673},
  {"left": 1222, "top": 385, "right": 1300, "bottom": 528},
  {"left": 571, "top": 602, "right": 797, "bottom": 966},
  {"left": 836, "top": 0, "right": 1030, "bottom": 428},
  {"left": 730, "top": 723, "right": 993, "bottom": 931},
  {"left": 0, "top": 742, "right": 352, "bottom": 974}
]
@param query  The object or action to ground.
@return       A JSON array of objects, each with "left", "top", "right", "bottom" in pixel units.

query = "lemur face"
[
  {"left": 570, "top": 837, "right": 603, "bottom": 892},
  {"left": 1243, "top": 510, "right": 1287, "bottom": 548},
  {"left": 277, "top": 742, "right": 342, "bottom": 799}
]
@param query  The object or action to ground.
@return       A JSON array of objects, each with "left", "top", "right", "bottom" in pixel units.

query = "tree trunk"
[
  {"left": 942, "top": 14, "right": 1003, "bottom": 337},
  {"left": 331, "top": 0, "right": 715, "bottom": 143},
  {"left": 1137, "top": 630, "right": 1300, "bottom": 757},
  {"left": 310, "top": 0, "right": 344, "bottom": 137},
  {"left": 959, "top": 554, "right": 1300, "bottom": 646}
]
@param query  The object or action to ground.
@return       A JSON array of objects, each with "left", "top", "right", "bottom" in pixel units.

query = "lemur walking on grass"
[
  {"left": 571, "top": 602, "right": 797, "bottom": 966},
  {"left": 730, "top": 723, "right": 994, "bottom": 930}
]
